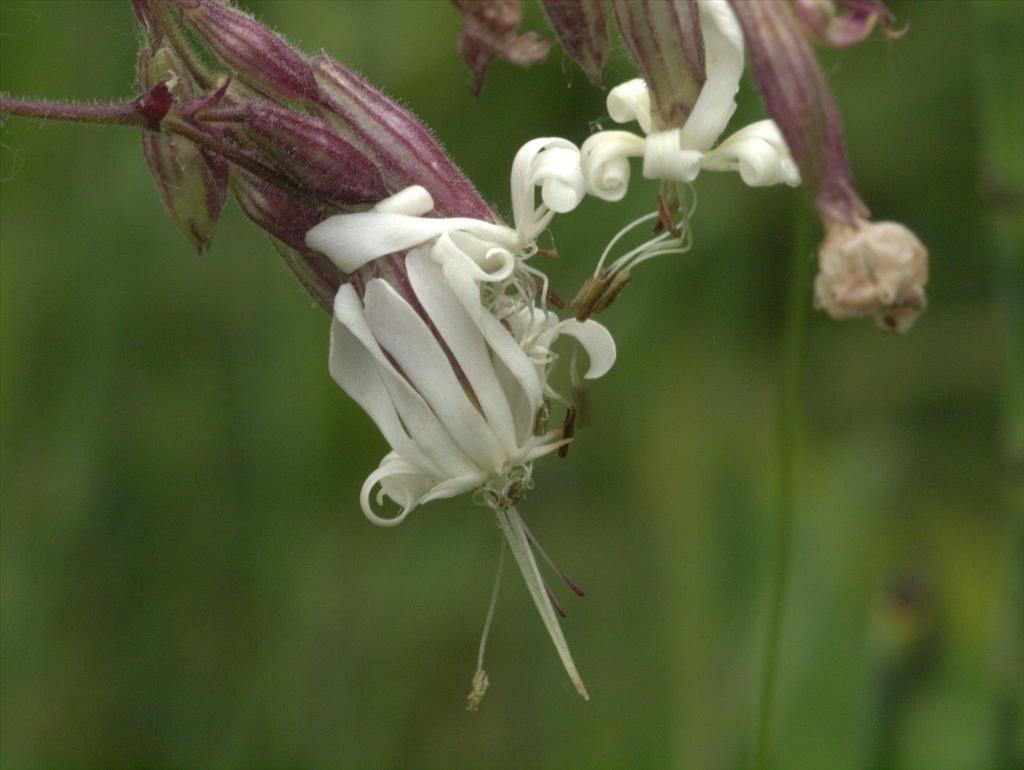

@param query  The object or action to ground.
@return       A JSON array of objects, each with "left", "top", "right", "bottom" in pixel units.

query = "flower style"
[{"left": 307, "top": 140, "right": 616, "bottom": 700}]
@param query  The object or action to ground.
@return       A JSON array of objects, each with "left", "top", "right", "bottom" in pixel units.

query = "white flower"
[
  {"left": 306, "top": 140, "right": 610, "bottom": 699},
  {"left": 580, "top": 0, "right": 801, "bottom": 200},
  {"left": 325, "top": 244, "right": 614, "bottom": 527}
]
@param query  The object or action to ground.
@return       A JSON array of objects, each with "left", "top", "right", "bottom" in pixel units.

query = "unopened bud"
[
  {"left": 244, "top": 103, "right": 386, "bottom": 207},
  {"left": 311, "top": 55, "right": 493, "bottom": 220},
  {"left": 814, "top": 220, "right": 928, "bottom": 334},
  {"left": 174, "top": 0, "right": 318, "bottom": 101},
  {"left": 139, "top": 45, "right": 227, "bottom": 252},
  {"left": 230, "top": 167, "right": 325, "bottom": 252}
]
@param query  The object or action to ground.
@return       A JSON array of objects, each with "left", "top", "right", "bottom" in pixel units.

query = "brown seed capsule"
[{"left": 814, "top": 219, "right": 928, "bottom": 333}]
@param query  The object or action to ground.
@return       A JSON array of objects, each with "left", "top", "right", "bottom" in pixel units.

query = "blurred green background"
[{"left": 2, "top": 1, "right": 1021, "bottom": 768}]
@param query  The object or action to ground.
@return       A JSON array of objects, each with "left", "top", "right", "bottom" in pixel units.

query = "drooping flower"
[
  {"left": 729, "top": 0, "right": 928, "bottom": 332},
  {"left": 567, "top": 0, "right": 800, "bottom": 320},
  {"left": 129, "top": 0, "right": 613, "bottom": 699},
  {"left": 307, "top": 139, "right": 615, "bottom": 701},
  {"left": 487, "top": 0, "right": 928, "bottom": 332},
  {"left": 582, "top": 1, "right": 801, "bottom": 197}
]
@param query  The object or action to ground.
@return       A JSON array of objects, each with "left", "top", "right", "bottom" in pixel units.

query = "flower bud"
[
  {"left": 814, "top": 220, "right": 928, "bottom": 333},
  {"left": 173, "top": 0, "right": 318, "bottom": 101},
  {"left": 139, "top": 45, "right": 227, "bottom": 253},
  {"left": 610, "top": 0, "right": 706, "bottom": 130},
  {"left": 243, "top": 102, "right": 386, "bottom": 207},
  {"left": 540, "top": 0, "right": 609, "bottom": 88},
  {"left": 310, "top": 56, "right": 493, "bottom": 220},
  {"left": 230, "top": 167, "right": 325, "bottom": 253}
]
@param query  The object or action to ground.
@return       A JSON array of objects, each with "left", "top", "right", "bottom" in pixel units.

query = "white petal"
[
  {"left": 364, "top": 278, "right": 507, "bottom": 474},
  {"left": 680, "top": 0, "right": 744, "bottom": 152},
  {"left": 431, "top": 231, "right": 516, "bottom": 283},
  {"left": 360, "top": 451, "right": 434, "bottom": 527},
  {"left": 329, "top": 312, "right": 441, "bottom": 479},
  {"left": 419, "top": 474, "right": 486, "bottom": 505},
  {"left": 531, "top": 146, "right": 586, "bottom": 214},
  {"left": 307, "top": 211, "right": 516, "bottom": 274},
  {"left": 541, "top": 318, "right": 618, "bottom": 380},
  {"left": 406, "top": 249, "right": 520, "bottom": 458},
  {"left": 497, "top": 507, "right": 589, "bottom": 699},
  {"left": 371, "top": 185, "right": 435, "bottom": 215},
  {"left": 701, "top": 119, "right": 802, "bottom": 187},
  {"left": 580, "top": 131, "right": 645, "bottom": 202},
  {"left": 334, "top": 284, "right": 476, "bottom": 479},
  {"left": 510, "top": 137, "right": 584, "bottom": 243},
  {"left": 642, "top": 129, "right": 703, "bottom": 183},
  {"left": 607, "top": 78, "right": 653, "bottom": 134},
  {"left": 441, "top": 257, "right": 545, "bottom": 427}
]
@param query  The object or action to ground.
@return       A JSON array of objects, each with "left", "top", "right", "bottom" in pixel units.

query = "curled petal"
[
  {"left": 371, "top": 185, "right": 435, "bottom": 216},
  {"left": 549, "top": 318, "right": 617, "bottom": 379},
  {"left": 580, "top": 130, "right": 645, "bottom": 201},
  {"left": 701, "top": 119, "right": 801, "bottom": 186},
  {"left": 510, "top": 137, "right": 585, "bottom": 242},
  {"left": 527, "top": 309, "right": 617, "bottom": 379},
  {"left": 607, "top": 78, "right": 653, "bottom": 133},
  {"left": 432, "top": 231, "right": 517, "bottom": 283},
  {"left": 642, "top": 129, "right": 702, "bottom": 182},
  {"left": 360, "top": 452, "right": 435, "bottom": 527},
  {"left": 306, "top": 210, "right": 517, "bottom": 273},
  {"left": 533, "top": 146, "right": 587, "bottom": 214}
]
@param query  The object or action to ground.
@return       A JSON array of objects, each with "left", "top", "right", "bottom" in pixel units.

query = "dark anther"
[{"left": 558, "top": 406, "right": 576, "bottom": 458}]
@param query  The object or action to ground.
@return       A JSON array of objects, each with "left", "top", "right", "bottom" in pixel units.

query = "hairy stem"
[
  {"left": 756, "top": 204, "right": 812, "bottom": 770},
  {"left": 0, "top": 95, "right": 146, "bottom": 127}
]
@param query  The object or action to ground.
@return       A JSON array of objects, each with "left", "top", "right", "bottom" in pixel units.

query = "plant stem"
[
  {"left": 974, "top": 2, "right": 1024, "bottom": 767},
  {"left": 0, "top": 94, "right": 314, "bottom": 207},
  {"left": 0, "top": 95, "right": 147, "bottom": 127},
  {"left": 756, "top": 204, "right": 812, "bottom": 770}
]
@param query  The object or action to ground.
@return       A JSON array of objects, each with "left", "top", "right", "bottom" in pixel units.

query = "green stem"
[
  {"left": 756, "top": 204, "right": 813, "bottom": 770},
  {"left": 974, "top": 3, "right": 1024, "bottom": 766}
]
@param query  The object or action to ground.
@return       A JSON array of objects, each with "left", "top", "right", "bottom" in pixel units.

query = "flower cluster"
[
  {"left": 1, "top": 0, "right": 928, "bottom": 706},
  {"left": 459, "top": 0, "right": 929, "bottom": 333}
]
